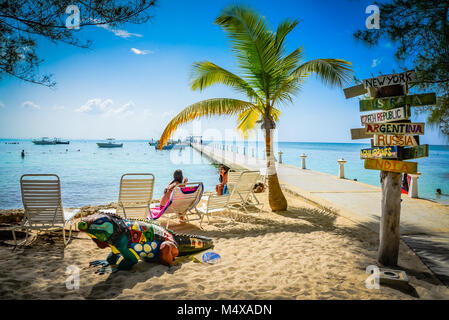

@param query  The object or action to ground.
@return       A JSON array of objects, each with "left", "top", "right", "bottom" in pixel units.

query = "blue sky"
[{"left": 0, "top": 0, "right": 445, "bottom": 144}]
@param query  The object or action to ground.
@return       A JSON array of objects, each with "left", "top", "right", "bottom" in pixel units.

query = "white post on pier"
[
  {"left": 337, "top": 158, "right": 347, "bottom": 179},
  {"left": 300, "top": 153, "right": 307, "bottom": 169},
  {"left": 408, "top": 172, "right": 421, "bottom": 198},
  {"left": 278, "top": 151, "right": 283, "bottom": 164},
  {"left": 252, "top": 148, "right": 255, "bottom": 158}
]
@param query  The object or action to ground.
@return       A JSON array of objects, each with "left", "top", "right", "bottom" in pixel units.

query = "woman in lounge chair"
[
  {"left": 215, "top": 165, "right": 229, "bottom": 195},
  {"left": 160, "top": 169, "right": 188, "bottom": 207}
]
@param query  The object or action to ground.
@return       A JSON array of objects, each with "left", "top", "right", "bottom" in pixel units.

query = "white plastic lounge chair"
[
  {"left": 226, "top": 169, "right": 244, "bottom": 194},
  {"left": 227, "top": 170, "right": 262, "bottom": 213},
  {"left": 150, "top": 182, "right": 204, "bottom": 229},
  {"left": 196, "top": 193, "right": 230, "bottom": 227},
  {"left": 101, "top": 173, "right": 155, "bottom": 220},
  {"left": 12, "top": 174, "right": 79, "bottom": 246}
]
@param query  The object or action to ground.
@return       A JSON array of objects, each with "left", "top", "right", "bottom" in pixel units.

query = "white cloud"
[
  {"left": 0, "top": 101, "right": 4, "bottom": 108},
  {"left": 75, "top": 98, "right": 114, "bottom": 114},
  {"left": 371, "top": 58, "right": 382, "bottom": 68},
  {"left": 52, "top": 105, "right": 65, "bottom": 110},
  {"left": 131, "top": 48, "right": 153, "bottom": 55},
  {"left": 94, "top": 21, "right": 142, "bottom": 38},
  {"left": 21, "top": 101, "right": 40, "bottom": 109},
  {"left": 105, "top": 101, "right": 135, "bottom": 117},
  {"left": 75, "top": 99, "right": 134, "bottom": 117}
]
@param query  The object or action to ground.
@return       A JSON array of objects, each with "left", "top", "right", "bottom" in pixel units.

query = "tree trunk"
[
  {"left": 264, "top": 128, "right": 288, "bottom": 211},
  {"left": 378, "top": 170, "right": 402, "bottom": 266}
]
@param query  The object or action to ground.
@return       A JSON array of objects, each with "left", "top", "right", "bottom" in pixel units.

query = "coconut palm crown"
[{"left": 158, "top": 5, "right": 353, "bottom": 211}]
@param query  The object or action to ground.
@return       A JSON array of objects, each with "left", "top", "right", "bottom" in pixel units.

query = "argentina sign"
[{"left": 365, "top": 122, "right": 425, "bottom": 135}]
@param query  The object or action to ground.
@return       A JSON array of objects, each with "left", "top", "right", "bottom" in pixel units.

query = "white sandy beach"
[{"left": 0, "top": 190, "right": 448, "bottom": 300}]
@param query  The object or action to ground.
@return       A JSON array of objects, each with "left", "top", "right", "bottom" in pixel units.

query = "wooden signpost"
[
  {"left": 359, "top": 93, "right": 437, "bottom": 111},
  {"left": 343, "top": 70, "right": 435, "bottom": 267},
  {"left": 360, "top": 146, "right": 400, "bottom": 159},
  {"left": 402, "top": 144, "right": 429, "bottom": 160},
  {"left": 373, "top": 134, "right": 419, "bottom": 147},
  {"left": 364, "top": 158, "right": 418, "bottom": 174},
  {"left": 360, "top": 106, "right": 410, "bottom": 125},
  {"left": 351, "top": 128, "right": 373, "bottom": 140},
  {"left": 344, "top": 83, "right": 368, "bottom": 99},
  {"left": 365, "top": 122, "right": 425, "bottom": 135},
  {"left": 363, "top": 70, "right": 416, "bottom": 88}
]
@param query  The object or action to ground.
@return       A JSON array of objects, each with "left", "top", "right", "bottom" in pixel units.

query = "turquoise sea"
[{"left": 1, "top": 139, "right": 449, "bottom": 208}]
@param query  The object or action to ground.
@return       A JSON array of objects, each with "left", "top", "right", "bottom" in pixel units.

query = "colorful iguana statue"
[{"left": 78, "top": 212, "right": 213, "bottom": 274}]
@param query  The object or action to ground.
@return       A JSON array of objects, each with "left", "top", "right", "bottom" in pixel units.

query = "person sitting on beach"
[
  {"left": 160, "top": 169, "right": 188, "bottom": 208},
  {"left": 216, "top": 165, "right": 229, "bottom": 195}
]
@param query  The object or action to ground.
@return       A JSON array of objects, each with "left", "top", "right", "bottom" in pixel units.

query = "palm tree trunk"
[{"left": 264, "top": 128, "right": 288, "bottom": 211}]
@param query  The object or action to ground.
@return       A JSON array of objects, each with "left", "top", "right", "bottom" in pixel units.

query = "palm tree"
[{"left": 158, "top": 5, "right": 353, "bottom": 211}]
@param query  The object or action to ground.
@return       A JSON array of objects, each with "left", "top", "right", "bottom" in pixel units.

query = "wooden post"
[
  {"left": 375, "top": 84, "right": 405, "bottom": 267},
  {"left": 378, "top": 171, "right": 402, "bottom": 266}
]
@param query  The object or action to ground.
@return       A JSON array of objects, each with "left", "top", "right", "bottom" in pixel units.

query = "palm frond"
[
  {"left": 158, "top": 98, "right": 255, "bottom": 148},
  {"left": 236, "top": 107, "right": 261, "bottom": 138},
  {"left": 215, "top": 4, "right": 278, "bottom": 93},
  {"left": 191, "top": 61, "right": 263, "bottom": 103},
  {"left": 274, "top": 19, "right": 300, "bottom": 54},
  {"left": 270, "top": 46, "right": 306, "bottom": 102},
  {"left": 292, "top": 58, "right": 353, "bottom": 88}
]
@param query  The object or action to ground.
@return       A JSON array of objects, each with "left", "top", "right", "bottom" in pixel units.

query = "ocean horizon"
[{"left": 1, "top": 138, "right": 448, "bottom": 209}]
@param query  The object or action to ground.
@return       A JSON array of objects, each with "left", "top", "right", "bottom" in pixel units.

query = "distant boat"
[
  {"left": 154, "top": 141, "right": 175, "bottom": 150},
  {"left": 32, "top": 137, "right": 56, "bottom": 145},
  {"left": 148, "top": 139, "right": 157, "bottom": 146},
  {"left": 97, "top": 138, "right": 123, "bottom": 148},
  {"left": 54, "top": 138, "right": 70, "bottom": 144}
]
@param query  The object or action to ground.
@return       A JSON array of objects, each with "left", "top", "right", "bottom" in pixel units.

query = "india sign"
[
  {"left": 365, "top": 122, "right": 425, "bottom": 135},
  {"left": 360, "top": 106, "right": 410, "bottom": 125},
  {"left": 364, "top": 159, "right": 418, "bottom": 174},
  {"left": 373, "top": 134, "right": 418, "bottom": 147}
]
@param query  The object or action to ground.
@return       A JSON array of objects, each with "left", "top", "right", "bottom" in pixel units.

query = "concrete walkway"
[{"left": 192, "top": 143, "right": 449, "bottom": 286}]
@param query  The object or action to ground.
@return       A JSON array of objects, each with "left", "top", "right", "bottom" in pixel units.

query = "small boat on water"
[
  {"left": 155, "top": 142, "right": 174, "bottom": 150},
  {"left": 32, "top": 137, "right": 70, "bottom": 145},
  {"left": 54, "top": 138, "right": 70, "bottom": 144},
  {"left": 97, "top": 138, "right": 123, "bottom": 148},
  {"left": 32, "top": 137, "right": 56, "bottom": 145}
]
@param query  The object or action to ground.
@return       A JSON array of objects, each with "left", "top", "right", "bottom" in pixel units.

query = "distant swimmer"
[
  {"left": 21, "top": 150, "right": 25, "bottom": 158},
  {"left": 436, "top": 188, "right": 449, "bottom": 199}
]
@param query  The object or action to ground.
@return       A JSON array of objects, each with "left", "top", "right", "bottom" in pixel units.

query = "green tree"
[
  {"left": 0, "top": 0, "right": 157, "bottom": 87},
  {"left": 159, "top": 5, "right": 353, "bottom": 211},
  {"left": 354, "top": 0, "right": 449, "bottom": 138}
]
